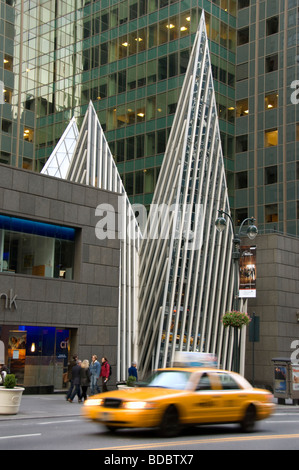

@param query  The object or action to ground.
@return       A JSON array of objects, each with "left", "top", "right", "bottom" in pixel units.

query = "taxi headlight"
[
  {"left": 84, "top": 398, "right": 104, "bottom": 407},
  {"left": 266, "top": 393, "right": 275, "bottom": 403},
  {"left": 122, "top": 401, "right": 156, "bottom": 410}
]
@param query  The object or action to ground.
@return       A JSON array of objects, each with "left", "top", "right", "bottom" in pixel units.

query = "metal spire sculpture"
[{"left": 137, "top": 12, "right": 235, "bottom": 373}]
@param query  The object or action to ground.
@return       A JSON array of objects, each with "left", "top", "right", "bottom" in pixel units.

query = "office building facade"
[
  {"left": 0, "top": 163, "right": 119, "bottom": 391},
  {"left": 235, "top": 0, "right": 299, "bottom": 238}
]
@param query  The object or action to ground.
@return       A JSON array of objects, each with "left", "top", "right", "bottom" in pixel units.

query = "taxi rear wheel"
[
  {"left": 158, "top": 405, "right": 180, "bottom": 437},
  {"left": 106, "top": 425, "right": 119, "bottom": 433},
  {"left": 240, "top": 404, "right": 256, "bottom": 432}
]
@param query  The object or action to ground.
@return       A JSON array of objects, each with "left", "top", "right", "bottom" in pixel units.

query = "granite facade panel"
[{"left": 243, "top": 233, "right": 299, "bottom": 392}]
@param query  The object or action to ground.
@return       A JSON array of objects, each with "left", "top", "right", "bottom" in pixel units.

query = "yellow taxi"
[{"left": 82, "top": 367, "right": 275, "bottom": 436}]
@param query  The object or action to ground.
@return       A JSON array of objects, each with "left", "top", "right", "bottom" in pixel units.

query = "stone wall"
[{"left": 243, "top": 233, "right": 299, "bottom": 390}]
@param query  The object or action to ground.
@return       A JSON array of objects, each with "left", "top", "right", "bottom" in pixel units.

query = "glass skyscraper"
[
  {"left": 1, "top": 0, "right": 299, "bottom": 236},
  {"left": 0, "top": 0, "right": 236, "bottom": 200}
]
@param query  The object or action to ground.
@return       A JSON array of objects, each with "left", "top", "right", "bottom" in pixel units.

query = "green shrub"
[
  {"left": 126, "top": 375, "right": 136, "bottom": 387},
  {"left": 4, "top": 374, "right": 17, "bottom": 389},
  {"left": 222, "top": 310, "right": 251, "bottom": 328}
]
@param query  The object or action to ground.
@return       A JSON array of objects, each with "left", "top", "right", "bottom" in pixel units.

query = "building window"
[
  {"left": 125, "top": 172, "right": 134, "bottom": 195},
  {"left": 3, "top": 88, "right": 12, "bottom": 104},
  {"left": 22, "top": 159, "right": 33, "bottom": 171},
  {"left": 296, "top": 123, "right": 299, "bottom": 141},
  {"left": 236, "top": 134, "right": 248, "bottom": 153},
  {"left": 23, "top": 128, "right": 34, "bottom": 142},
  {"left": 0, "top": 215, "right": 75, "bottom": 279},
  {"left": 0, "top": 151, "right": 11, "bottom": 165},
  {"left": 265, "top": 91, "right": 278, "bottom": 110},
  {"left": 238, "top": 0, "right": 249, "bottom": 8},
  {"left": 3, "top": 54, "right": 13, "bottom": 71},
  {"left": 236, "top": 62, "right": 248, "bottom": 81},
  {"left": 266, "top": 16, "right": 279, "bottom": 36},
  {"left": 235, "top": 171, "right": 248, "bottom": 189},
  {"left": 265, "top": 129, "right": 278, "bottom": 147},
  {"left": 135, "top": 170, "right": 144, "bottom": 194},
  {"left": 265, "top": 204, "right": 278, "bottom": 223},
  {"left": 236, "top": 98, "right": 249, "bottom": 117},
  {"left": 265, "top": 165, "right": 277, "bottom": 185},
  {"left": 237, "top": 27, "right": 249, "bottom": 46},
  {"left": 4, "top": 21, "right": 14, "bottom": 40},
  {"left": 265, "top": 54, "right": 278, "bottom": 73},
  {"left": 1, "top": 119, "right": 12, "bottom": 134},
  {"left": 235, "top": 208, "right": 248, "bottom": 226}
]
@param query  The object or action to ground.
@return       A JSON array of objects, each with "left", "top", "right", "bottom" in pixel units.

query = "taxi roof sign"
[{"left": 172, "top": 352, "right": 218, "bottom": 368}]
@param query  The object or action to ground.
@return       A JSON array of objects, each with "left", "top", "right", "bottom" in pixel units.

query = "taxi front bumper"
[
  {"left": 256, "top": 401, "right": 276, "bottom": 420},
  {"left": 82, "top": 401, "right": 162, "bottom": 429}
]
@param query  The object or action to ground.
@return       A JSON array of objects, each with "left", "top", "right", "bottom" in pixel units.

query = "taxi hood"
[{"left": 100, "top": 387, "right": 186, "bottom": 401}]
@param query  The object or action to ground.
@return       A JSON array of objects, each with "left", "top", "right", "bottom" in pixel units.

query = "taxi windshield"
[{"left": 146, "top": 370, "right": 191, "bottom": 390}]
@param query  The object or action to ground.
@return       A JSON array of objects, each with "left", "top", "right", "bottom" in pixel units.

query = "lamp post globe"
[
  {"left": 215, "top": 216, "right": 227, "bottom": 233},
  {"left": 246, "top": 224, "right": 258, "bottom": 240}
]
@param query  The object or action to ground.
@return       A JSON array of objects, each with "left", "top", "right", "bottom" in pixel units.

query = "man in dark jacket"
[
  {"left": 68, "top": 360, "right": 82, "bottom": 403},
  {"left": 66, "top": 355, "right": 78, "bottom": 401},
  {"left": 128, "top": 361, "right": 138, "bottom": 380}
]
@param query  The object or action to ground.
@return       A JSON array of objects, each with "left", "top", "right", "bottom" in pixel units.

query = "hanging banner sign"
[{"left": 239, "top": 246, "right": 256, "bottom": 298}]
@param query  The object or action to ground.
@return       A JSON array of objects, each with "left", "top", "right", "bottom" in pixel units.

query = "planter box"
[{"left": 0, "top": 387, "right": 25, "bottom": 415}]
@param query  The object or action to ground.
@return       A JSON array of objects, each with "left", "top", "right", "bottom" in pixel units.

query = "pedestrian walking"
[
  {"left": 128, "top": 361, "right": 138, "bottom": 381},
  {"left": 66, "top": 354, "right": 78, "bottom": 401},
  {"left": 100, "top": 357, "right": 110, "bottom": 393},
  {"left": 80, "top": 359, "right": 91, "bottom": 401},
  {"left": 68, "top": 360, "right": 82, "bottom": 403},
  {"left": 90, "top": 355, "right": 101, "bottom": 395}
]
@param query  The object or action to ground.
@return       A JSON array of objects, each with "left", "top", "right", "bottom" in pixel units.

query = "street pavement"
[{"left": 0, "top": 393, "right": 297, "bottom": 422}]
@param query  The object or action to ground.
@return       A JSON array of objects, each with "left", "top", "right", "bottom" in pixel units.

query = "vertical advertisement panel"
[
  {"left": 292, "top": 366, "right": 299, "bottom": 392},
  {"left": 274, "top": 365, "right": 287, "bottom": 394},
  {"left": 239, "top": 246, "right": 256, "bottom": 298}
]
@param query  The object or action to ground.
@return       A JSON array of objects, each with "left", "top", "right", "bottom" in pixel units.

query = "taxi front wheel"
[
  {"left": 240, "top": 404, "right": 256, "bottom": 432},
  {"left": 158, "top": 405, "right": 180, "bottom": 437}
]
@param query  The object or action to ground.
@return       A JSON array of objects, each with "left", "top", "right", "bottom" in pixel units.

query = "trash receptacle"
[{"left": 272, "top": 358, "right": 292, "bottom": 404}]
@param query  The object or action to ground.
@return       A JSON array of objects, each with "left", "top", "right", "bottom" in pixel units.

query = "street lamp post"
[{"left": 215, "top": 209, "right": 258, "bottom": 371}]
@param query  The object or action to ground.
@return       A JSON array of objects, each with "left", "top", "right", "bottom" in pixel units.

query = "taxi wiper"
[{"left": 146, "top": 385, "right": 168, "bottom": 388}]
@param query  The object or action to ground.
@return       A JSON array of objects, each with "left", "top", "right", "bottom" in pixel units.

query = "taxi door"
[
  {"left": 209, "top": 371, "right": 245, "bottom": 423},
  {"left": 187, "top": 372, "right": 224, "bottom": 425}
]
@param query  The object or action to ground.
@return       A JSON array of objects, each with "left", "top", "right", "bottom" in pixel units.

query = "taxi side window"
[
  {"left": 218, "top": 373, "right": 241, "bottom": 390},
  {"left": 196, "top": 373, "right": 212, "bottom": 391}
]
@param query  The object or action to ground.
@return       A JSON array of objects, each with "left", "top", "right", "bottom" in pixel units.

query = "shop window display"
[
  {"left": 0, "top": 325, "right": 70, "bottom": 389},
  {"left": 0, "top": 215, "right": 75, "bottom": 279}
]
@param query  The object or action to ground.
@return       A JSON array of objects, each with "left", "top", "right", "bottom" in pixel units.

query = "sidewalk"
[
  {"left": 0, "top": 393, "right": 297, "bottom": 422},
  {"left": 0, "top": 393, "right": 84, "bottom": 421}
]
